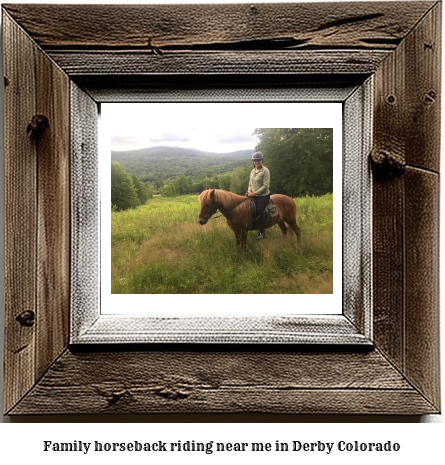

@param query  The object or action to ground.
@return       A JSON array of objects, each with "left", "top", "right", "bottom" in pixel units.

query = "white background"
[{"left": 0, "top": 0, "right": 444, "bottom": 461}]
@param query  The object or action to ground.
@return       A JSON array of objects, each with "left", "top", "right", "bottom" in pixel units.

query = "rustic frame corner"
[{"left": 3, "top": 2, "right": 441, "bottom": 415}]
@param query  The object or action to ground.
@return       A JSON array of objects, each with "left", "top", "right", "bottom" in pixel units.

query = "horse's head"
[{"left": 197, "top": 187, "right": 218, "bottom": 225}]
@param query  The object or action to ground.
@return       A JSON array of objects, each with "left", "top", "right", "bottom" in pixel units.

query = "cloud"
[
  {"left": 111, "top": 135, "right": 138, "bottom": 146},
  {"left": 216, "top": 132, "right": 258, "bottom": 145},
  {"left": 110, "top": 125, "right": 259, "bottom": 152},
  {"left": 111, "top": 131, "right": 192, "bottom": 151},
  {"left": 146, "top": 131, "right": 191, "bottom": 143}
]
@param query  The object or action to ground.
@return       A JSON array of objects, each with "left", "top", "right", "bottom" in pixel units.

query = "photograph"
[{"left": 109, "top": 123, "right": 334, "bottom": 296}]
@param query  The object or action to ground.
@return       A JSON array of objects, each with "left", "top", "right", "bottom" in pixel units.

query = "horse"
[{"left": 197, "top": 187, "right": 301, "bottom": 247}]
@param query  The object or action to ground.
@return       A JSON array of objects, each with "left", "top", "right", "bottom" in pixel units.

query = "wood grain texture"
[
  {"left": 372, "top": 1, "right": 441, "bottom": 172},
  {"left": 3, "top": 12, "right": 37, "bottom": 414},
  {"left": 372, "top": 23, "right": 406, "bottom": 370},
  {"left": 2, "top": 2, "right": 435, "bottom": 50},
  {"left": 404, "top": 168, "right": 440, "bottom": 408},
  {"left": 401, "top": 2, "right": 441, "bottom": 409},
  {"left": 76, "top": 75, "right": 365, "bottom": 103},
  {"left": 342, "top": 81, "right": 373, "bottom": 336},
  {"left": 404, "top": 2, "right": 441, "bottom": 172},
  {"left": 46, "top": 50, "right": 390, "bottom": 76},
  {"left": 8, "top": 349, "right": 437, "bottom": 415},
  {"left": 70, "top": 83, "right": 100, "bottom": 340},
  {"left": 372, "top": 176, "right": 405, "bottom": 369},
  {"left": 3, "top": 2, "right": 433, "bottom": 81},
  {"left": 35, "top": 43, "right": 71, "bottom": 380},
  {"left": 3, "top": 11, "right": 71, "bottom": 413},
  {"left": 372, "top": 3, "right": 441, "bottom": 411},
  {"left": 74, "top": 316, "right": 370, "bottom": 345}
]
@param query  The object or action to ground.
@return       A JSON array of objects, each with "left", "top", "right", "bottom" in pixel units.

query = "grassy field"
[{"left": 111, "top": 193, "right": 333, "bottom": 294}]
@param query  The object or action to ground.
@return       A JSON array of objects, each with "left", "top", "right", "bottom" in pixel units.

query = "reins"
[{"left": 200, "top": 195, "right": 250, "bottom": 220}]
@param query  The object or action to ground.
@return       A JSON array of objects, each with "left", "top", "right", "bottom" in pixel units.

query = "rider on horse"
[{"left": 246, "top": 151, "right": 270, "bottom": 240}]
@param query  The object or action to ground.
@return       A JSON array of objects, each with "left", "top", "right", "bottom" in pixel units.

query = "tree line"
[
  {"left": 111, "top": 146, "right": 251, "bottom": 183},
  {"left": 111, "top": 161, "right": 251, "bottom": 211},
  {"left": 111, "top": 128, "right": 333, "bottom": 210},
  {"left": 254, "top": 128, "right": 333, "bottom": 197},
  {"left": 111, "top": 162, "right": 151, "bottom": 211}
]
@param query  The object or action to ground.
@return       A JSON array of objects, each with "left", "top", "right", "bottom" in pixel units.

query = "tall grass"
[{"left": 111, "top": 193, "right": 333, "bottom": 294}]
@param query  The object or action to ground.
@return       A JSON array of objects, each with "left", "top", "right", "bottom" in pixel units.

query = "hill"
[{"left": 111, "top": 146, "right": 253, "bottom": 182}]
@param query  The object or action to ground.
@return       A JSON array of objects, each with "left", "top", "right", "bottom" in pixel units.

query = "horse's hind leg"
[
  {"left": 235, "top": 229, "right": 247, "bottom": 248},
  {"left": 278, "top": 220, "right": 288, "bottom": 237},
  {"left": 234, "top": 231, "right": 240, "bottom": 247},
  {"left": 286, "top": 220, "right": 301, "bottom": 243},
  {"left": 240, "top": 229, "right": 247, "bottom": 248}
]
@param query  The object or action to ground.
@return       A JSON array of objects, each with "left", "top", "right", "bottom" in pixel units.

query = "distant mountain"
[{"left": 111, "top": 146, "right": 253, "bottom": 182}]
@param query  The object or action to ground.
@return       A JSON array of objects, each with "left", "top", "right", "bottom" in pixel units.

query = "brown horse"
[{"left": 197, "top": 187, "right": 300, "bottom": 247}]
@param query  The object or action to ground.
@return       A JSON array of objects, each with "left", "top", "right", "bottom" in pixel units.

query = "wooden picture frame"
[{"left": 3, "top": 2, "right": 441, "bottom": 415}]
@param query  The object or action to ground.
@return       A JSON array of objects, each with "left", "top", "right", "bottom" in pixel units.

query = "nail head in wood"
[
  {"left": 16, "top": 310, "right": 35, "bottom": 327},
  {"left": 424, "top": 90, "right": 436, "bottom": 105},
  {"left": 26, "top": 114, "right": 49, "bottom": 141}
]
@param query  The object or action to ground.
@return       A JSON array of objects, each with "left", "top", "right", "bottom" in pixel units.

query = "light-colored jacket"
[{"left": 248, "top": 165, "right": 270, "bottom": 196}]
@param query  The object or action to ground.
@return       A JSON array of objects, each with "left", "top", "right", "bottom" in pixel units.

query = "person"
[{"left": 246, "top": 151, "right": 270, "bottom": 240}]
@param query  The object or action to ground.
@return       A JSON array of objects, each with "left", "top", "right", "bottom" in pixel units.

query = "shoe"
[{"left": 256, "top": 231, "right": 265, "bottom": 240}]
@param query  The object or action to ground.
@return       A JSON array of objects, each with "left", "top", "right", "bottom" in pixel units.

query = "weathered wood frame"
[{"left": 3, "top": 2, "right": 441, "bottom": 415}]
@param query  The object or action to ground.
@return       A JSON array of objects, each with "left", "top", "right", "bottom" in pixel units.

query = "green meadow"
[{"left": 111, "top": 193, "right": 333, "bottom": 294}]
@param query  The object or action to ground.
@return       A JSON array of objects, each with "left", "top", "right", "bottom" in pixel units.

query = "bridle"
[
  {"left": 199, "top": 196, "right": 250, "bottom": 221},
  {"left": 198, "top": 201, "right": 217, "bottom": 221}
]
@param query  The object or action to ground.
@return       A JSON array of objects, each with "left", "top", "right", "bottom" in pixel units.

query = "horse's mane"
[{"left": 198, "top": 189, "right": 247, "bottom": 210}]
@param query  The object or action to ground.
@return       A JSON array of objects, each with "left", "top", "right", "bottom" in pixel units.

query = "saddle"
[{"left": 249, "top": 198, "right": 279, "bottom": 230}]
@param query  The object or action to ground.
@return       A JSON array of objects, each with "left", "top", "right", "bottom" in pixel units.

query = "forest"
[
  {"left": 111, "top": 146, "right": 252, "bottom": 182},
  {"left": 111, "top": 128, "right": 333, "bottom": 210}
]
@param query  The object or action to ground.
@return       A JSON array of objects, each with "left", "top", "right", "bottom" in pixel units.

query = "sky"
[
  {"left": 102, "top": 101, "right": 343, "bottom": 157},
  {"left": 104, "top": 103, "right": 259, "bottom": 153},
  {"left": 111, "top": 126, "right": 259, "bottom": 153}
]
